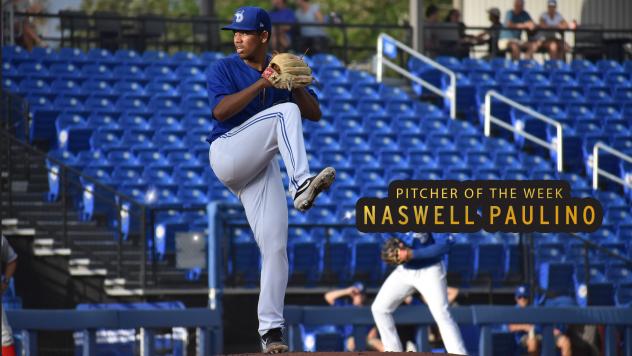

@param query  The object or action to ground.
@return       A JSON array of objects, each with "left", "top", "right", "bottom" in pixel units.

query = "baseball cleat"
[
  {"left": 293, "top": 167, "right": 336, "bottom": 212},
  {"left": 261, "top": 328, "right": 288, "bottom": 354}
]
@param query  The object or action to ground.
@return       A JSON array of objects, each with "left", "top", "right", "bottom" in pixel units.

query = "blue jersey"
[
  {"left": 205, "top": 53, "right": 317, "bottom": 144},
  {"left": 385, "top": 232, "right": 451, "bottom": 269}
]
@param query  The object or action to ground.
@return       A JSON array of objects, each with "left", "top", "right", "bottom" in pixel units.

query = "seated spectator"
[
  {"left": 12, "top": 0, "right": 47, "bottom": 51},
  {"left": 443, "top": 8, "right": 471, "bottom": 58},
  {"left": 423, "top": 4, "right": 440, "bottom": 57},
  {"left": 269, "top": 0, "right": 296, "bottom": 52},
  {"left": 295, "top": 0, "right": 328, "bottom": 54},
  {"left": 471, "top": 7, "right": 503, "bottom": 58},
  {"left": 498, "top": 0, "right": 538, "bottom": 60},
  {"left": 324, "top": 283, "right": 384, "bottom": 351},
  {"left": 534, "top": 0, "right": 576, "bottom": 60},
  {"left": 507, "top": 285, "right": 572, "bottom": 356}
]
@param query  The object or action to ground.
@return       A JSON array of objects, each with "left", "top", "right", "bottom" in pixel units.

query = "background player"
[
  {"left": 1, "top": 234, "right": 18, "bottom": 356},
  {"left": 371, "top": 233, "right": 467, "bottom": 354},
  {"left": 206, "top": 6, "right": 335, "bottom": 354}
]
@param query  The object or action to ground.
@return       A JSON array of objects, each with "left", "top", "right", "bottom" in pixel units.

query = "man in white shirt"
[{"left": 535, "top": 0, "right": 576, "bottom": 60}]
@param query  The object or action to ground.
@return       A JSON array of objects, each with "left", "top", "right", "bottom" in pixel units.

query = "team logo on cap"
[
  {"left": 235, "top": 9, "right": 244, "bottom": 23},
  {"left": 260, "top": 22, "right": 264, "bottom": 28}
]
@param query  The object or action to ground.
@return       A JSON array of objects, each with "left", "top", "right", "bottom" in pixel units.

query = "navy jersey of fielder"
[
  {"left": 391, "top": 232, "right": 452, "bottom": 269},
  {"left": 205, "top": 53, "right": 318, "bottom": 144}
]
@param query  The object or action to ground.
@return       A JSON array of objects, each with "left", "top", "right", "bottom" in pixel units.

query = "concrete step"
[
  {"left": 68, "top": 258, "right": 108, "bottom": 276},
  {"left": 32, "top": 238, "right": 72, "bottom": 256}
]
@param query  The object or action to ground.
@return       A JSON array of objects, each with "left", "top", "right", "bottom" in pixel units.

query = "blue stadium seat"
[
  {"left": 475, "top": 242, "right": 506, "bottom": 283},
  {"left": 570, "top": 59, "right": 596, "bottom": 72},
  {"left": 606, "top": 263, "right": 631, "bottom": 284},
  {"left": 289, "top": 236, "right": 323, "bottom": 285},
  {"left": 362, "top": 114, "right": 392, "bottom": 133},
  {"left": 229, "top": 232, "right": 260, "bottom": 286},
  {"left": 172, "top": 51, "right": 203, "bottom": 66},
  {"left": 596, "top": 59, "right": 623, "bottom": 73},
  {"left": 19, "top": 77, "right": 51, "bottom": 94},
  {"left": 408, "top": 149, "right": 438, "bottom": 168},
  {"left": 357, "top": 99, "right": 386, "bottom": 116},
  {"left": 539, "top": 262, "right": 575, "bottom": 297},
  {"left": 141, "top": 50, "right": 172, "bottom": 65},
  {"left": 144, "top": 64, "right": 178, "bottom": 82},
  {"left": 86, "top": 48, "right": 117, "bottom": 65},
  {"left": 543, "top": 59, "right": 569, "bottom": 72},
  {"left": 550, "top": 70, "right": 577, "bottom": 86},
  {"left": 446, "top": 241, "right": 474, "bottom": 286},
  {"left": 175, "top": 65, "right": 206, "bottom": 81},
  {"left": 397, "top": 132, "right": 426, "bottom": 149},
  {"left": 200, "top": 51, "right": 224, "bottom": 63},
  {"left": 17, "top": 61, "right": 51, "bottom": 80},
  {"left": 114, "top": 49, "right": 142, "bottom": 64},
  {"left": 616, "top": 283, "right": 632, "bottom": 306},
  {"left": 351, "top": 236, "right": 383, "bottom": 285},
  {"left": 606, "top": 71, "right": 631, "bottom": 87}
]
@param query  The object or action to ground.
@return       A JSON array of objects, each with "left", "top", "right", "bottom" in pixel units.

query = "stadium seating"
[{"left": 2, "top": 45, "right": 631, "bottom": 292}]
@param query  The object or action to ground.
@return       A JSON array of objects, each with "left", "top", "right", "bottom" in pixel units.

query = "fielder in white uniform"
[
  {"left": 206, "top": 6, "right": 335, "bottom": 353},
  {"left": 372, "top": 233, "right": 467, "bottom": 354},
  {"left": 1, "top": 234, "right": 18, "bottom": 356}
]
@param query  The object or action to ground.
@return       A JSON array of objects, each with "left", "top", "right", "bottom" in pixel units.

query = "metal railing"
[
  {"left": 376, "top": 32, "right": 457, "bottom": 119},
  {"left": 484, "top": 90, "right": 564, "bottom": 172},
  {"left": 0, "top": 85, "right": 214, "bottom": 293},
  {"left": 6, "top": 308, "right": 222, "bottom": 355},
  {"left": 284, "top": 305, "right": 632, "bottom": 355},
  {"left": 6, "top": 11, "right": 411, "bottom": 65},
  {"left": 592, "top": 142, "right": 632, "bottom": 190}
]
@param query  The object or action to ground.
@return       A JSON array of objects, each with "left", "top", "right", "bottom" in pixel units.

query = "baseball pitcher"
[{"left": 206, "top": 6, "right": 335, "bottom": 353}]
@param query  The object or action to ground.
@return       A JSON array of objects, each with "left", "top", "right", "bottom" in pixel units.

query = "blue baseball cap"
[
  {"left": 515, "top": 285, "right": 529, "bottom": 298},
  {"left": 222, "top": 7, "right": 272, "bottom": 33},
  {"left": 352, "top": 282, "right": 366, "bottom": 294}
]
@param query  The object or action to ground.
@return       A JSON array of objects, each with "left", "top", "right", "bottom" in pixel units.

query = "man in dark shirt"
[
  {"left": 472, "top": 8, "right": 503, "bottom": 58},
  {"left": 269, "top": 0, "right": 296, "bottom": 52}
]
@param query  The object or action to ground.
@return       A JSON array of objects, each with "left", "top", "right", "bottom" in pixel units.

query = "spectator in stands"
[
  {"left": 423, "top": 4, "right": 440, "bottom": 57},
  {"left": 12, "top": 0, "right": 47, "bottom": 51},
  {"left": 534, "top": 0, "right": 576, "bottom": 60},
  {"left": 269, "top": 0, "right": 296, "bottom": 52},
  {"left": 325, "top": 282, "right": 384, "bottom": 351},
  {"left": 295, "top": 0, "right": 329, "bottom": 54},
  {"left": 471, "top": 7, "right": 503, "bottom": 58},
  {"left": 1, "top": 234, "right": 18, "bottom": 356},
  {"left": 498, "top": 0, "right": 538, "bottom": 60},
  {"left": 507, "top": 285, "right": 572, "bottom": 356},
  {"left": 443, "top": 8, "right": 472, "bottom": 58}
]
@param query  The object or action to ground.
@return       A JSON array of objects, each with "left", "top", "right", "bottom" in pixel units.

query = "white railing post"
[
  {"left": 556, "top": 123, "right": 563, "bottom": 173},
  {"left": 593, "top": 143, "right": 600, "bottom": 190},
  {"left": 376, "top": 33, "right": 457, "bottom": 119},
  {"left": 376, "top": 34, "right": 384, "bottom": 83},
  {"left": 592, "top": 142, "right": 632, "bottom": 191},
  {"left": 484, "top": 90, "right": 564, "bottom": 172},
  {"left": 484, "top": 92, "right": 491, "bottom": 137},
  {"left": 449, "top": 72, "right": 457, "bottom": 120}
]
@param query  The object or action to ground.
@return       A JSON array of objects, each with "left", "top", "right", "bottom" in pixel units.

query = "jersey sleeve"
[
  {"left": 409, "top": 235, "right": 451, "bottom": 261},
  {"left": 206, "top": 61, "right": 232, "bottom": 119},
  {"left": 1, "top": 235, "right": 17, "bottom": 264}
]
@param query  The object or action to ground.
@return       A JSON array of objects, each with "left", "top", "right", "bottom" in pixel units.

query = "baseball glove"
[
  {"left": 261, "top": 53, "right": 313, "bottom": 91},
  {"left": 381, "top": 237, "right": 412, "bottom": 265}
]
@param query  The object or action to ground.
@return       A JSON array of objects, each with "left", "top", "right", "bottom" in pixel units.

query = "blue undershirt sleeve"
[{"left": 409, "top": 235, "right": 451, "bottom": 261}]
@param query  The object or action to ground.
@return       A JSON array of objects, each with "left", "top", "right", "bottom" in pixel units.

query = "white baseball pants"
[
  {"left": 209, "top": 103, "right": 312, "bottom": 336},
  {"left": 371, "top": 262, "right": 468, "bottom": 355}
]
